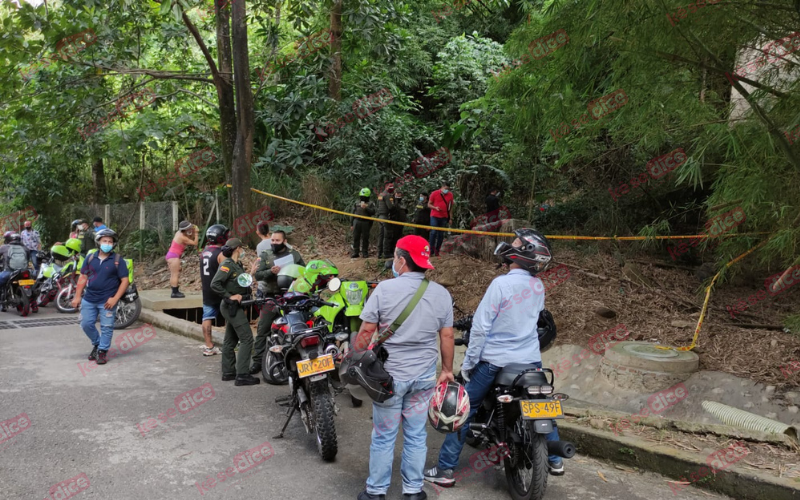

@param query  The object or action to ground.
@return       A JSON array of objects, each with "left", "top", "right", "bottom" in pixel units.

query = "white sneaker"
[{"left": 203, "top": 346, "right": 222, "bottom": 356}]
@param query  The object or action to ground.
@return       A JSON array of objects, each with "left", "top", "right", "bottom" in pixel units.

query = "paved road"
[{"left": 0, "top": 307, "right": 731, "bottom": 500}]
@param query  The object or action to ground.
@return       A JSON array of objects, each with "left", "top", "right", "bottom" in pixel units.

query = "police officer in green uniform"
[
  {"left": 210, "top": 238, "right": 260, "bottom": 386},
  {"left": 351, "top": 187, "right": 376, "bottom": 258},
  {"left": 250, "top": 230, "right": 305, "bottom": 375},
  {"left": 376, "top": 183, "right": 395, "bottom": 259},
  {"left": 386, "top": 190, "right": 407, "bottom": 254}
]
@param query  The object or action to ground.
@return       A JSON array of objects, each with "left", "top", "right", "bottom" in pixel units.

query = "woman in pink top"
[{"left": 166, "top": 220, "right": 199, "bottom": 298}]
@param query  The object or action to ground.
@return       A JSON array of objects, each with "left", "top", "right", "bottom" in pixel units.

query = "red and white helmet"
[{"left": 428, "top": 381, "right": 470, "bottom": 433}]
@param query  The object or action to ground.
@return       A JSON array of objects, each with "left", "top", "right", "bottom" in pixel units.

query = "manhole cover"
[{"left": 622, "top": 344, "right": 680, "bottom": 359}]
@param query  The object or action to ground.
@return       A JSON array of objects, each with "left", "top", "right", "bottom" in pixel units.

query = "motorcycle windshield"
[{"left": 278, "top": 264, "right": 305, "bottom": 279}]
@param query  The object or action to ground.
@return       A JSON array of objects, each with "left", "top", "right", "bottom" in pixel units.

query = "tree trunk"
[
  {"left": 216, "top": 0, "right": 237, "bottom": 178},
  {"left": 91, "top": 158, "right": 106, "bottom": 203},
  {"left": 230, "top": 0, "right": 255, "bottom": 239},
  {"left": 329, "top": 0, "right": 343, "bottom": 101}
]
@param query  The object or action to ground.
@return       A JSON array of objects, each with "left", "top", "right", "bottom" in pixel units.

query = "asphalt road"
[{"left": 0, "top": 307, "right": 732, "bottom": 500}]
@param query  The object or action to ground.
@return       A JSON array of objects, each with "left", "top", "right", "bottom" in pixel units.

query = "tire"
[
  {"left": 114, "top": 298, "right": 141, "bottom": 330},
  {"left": 310, "top": 381, "right": 338, "bottom": 461},
  {"left": 504, "top": 419, "right": 548, "bottom": 500},
  {"left": 55, "top": 285, "right": 78, "bottom": 313},
  {"left": 17, "top": 291, "right": 30, "bottom": 317},
  {"left": 37, "top": 293, "right": 50, "bottom": 307},
  {"left": 262, "top": 351, "right": 289, "bottom": 385}
]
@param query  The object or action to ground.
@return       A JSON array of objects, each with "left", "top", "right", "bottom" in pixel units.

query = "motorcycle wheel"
[
  {"left": 37, "top": 293, "right": 50, "bottom": 307},
  {"left": 16, "top": 291, "right": 30, "bottom": 317},
  {"left": 262, "top": 351, "right": 289, "bottom": 385},
  {"left": 114, "top": 297, "right": 142, "bottom": 330},
  {"left": 504, "top": 417, "right": 548, "bottom": 500},
  {"left": 310, "top": 382, "right": 338, "bottom": 461},
  {"left": 55, "top": 286, "right": 78, "bottom": 313}
]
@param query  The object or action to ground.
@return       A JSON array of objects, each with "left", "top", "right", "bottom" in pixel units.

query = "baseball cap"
[
  {"left": 225, "top": 238, "right": 243, "bottom": 249},
  {"left": 396, "top": 235, "right": 434, "bottom": 270}
]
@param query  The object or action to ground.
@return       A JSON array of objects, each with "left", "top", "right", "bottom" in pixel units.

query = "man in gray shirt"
[{"left": 354, "top": 235, "right": 454, "bottom": 500}]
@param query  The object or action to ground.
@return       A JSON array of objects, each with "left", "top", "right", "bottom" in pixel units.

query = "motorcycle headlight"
[{"left": 345, "top": 288, "right": 363, "bottom": 305}]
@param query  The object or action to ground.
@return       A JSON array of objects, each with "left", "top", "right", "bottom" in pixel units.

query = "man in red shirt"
[{"left": 427, "top": 181, "right": 454, "bottom": 257}]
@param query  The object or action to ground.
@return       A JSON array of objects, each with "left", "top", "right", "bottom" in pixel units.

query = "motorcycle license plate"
[
  {"left": 17, "top": 280, "right": 35, "bottom": 285},
  {"left": 296, "top": 354, "right": 335, "bottom": 378},
  {"left": 520, "top": 400, "right": 563, "bottom": 420}
]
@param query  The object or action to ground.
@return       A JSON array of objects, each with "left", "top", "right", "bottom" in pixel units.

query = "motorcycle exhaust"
[
  {"left": 325, "top": 345, "right": 339, "bottom": 359},
  {"left": 547, "top": 440, "right": 576, "bottom": 459}
]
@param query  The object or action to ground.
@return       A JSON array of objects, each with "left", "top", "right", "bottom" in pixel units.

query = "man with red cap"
[{"left": 353, "top": 235, "right": 455, "bottom": 500}]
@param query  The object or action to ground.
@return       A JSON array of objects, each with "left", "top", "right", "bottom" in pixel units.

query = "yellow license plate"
[
  {"left": 296, "top": 354, "right": 335, "bottom": 378},
  {"left": 17, "top": 280, "right": 35, "bottom": 285},
  {"left": 520, "top": 400, "right": 563, "bottom": 419}
]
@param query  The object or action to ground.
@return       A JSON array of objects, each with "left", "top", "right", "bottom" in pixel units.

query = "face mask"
[
  {"left": 442, "top": 189, "right": 449, "bottom": 194},
  {"left": 272, "top": 243, "right": 286, "bottom": 253},
  {"left": 236, "top": 250, "right": 244, "bottom": 262},
  {"left": 419, "top": 196, "right": 424, "bottom": 202},
  {"left": 392, "top": 259, "right": 400, "bottom": 278},
  {"left": 100, "top": 244, "right": 113, "bottom": 253}
]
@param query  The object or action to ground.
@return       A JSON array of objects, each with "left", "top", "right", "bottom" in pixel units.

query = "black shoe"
[
  {"left": 403, "top": 492, "right": 427, "bottom": 500},
  {"left": 350, "top": 253, "right": 359, "bottom": 258},
  {"left": 424, "top": 466, "right": 455, "bottom": 487},
  {"left": 1, "top": 305, "right": 6, "bottom": 312},
  {"left": 249, "top": 364, "right": 262, "bottom": 375},
  {"left": 96, "top": 350, "right": 108, "bottom": 365},
  {"left": 357, "top": 491, "right": 385, "bottom": 500},
  {"left": 362, "top": 254, "right": 369, "bottom": 258},
  {"left": 171, "top": 291, "right": 185, "bottom": 298},
  {"left": 234, "top": 374, "right": 261, "bottom": 386},
  {"left": 548, "top": 459, "right": 565, "bottom": 476},
  {"left": 88, "top": 345, "right": 98, "bottom": 361},
  {"left": 222, "top": 373, "right": 236, "bottom": 381}
]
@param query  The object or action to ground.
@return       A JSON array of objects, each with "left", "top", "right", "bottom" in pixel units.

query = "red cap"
[{"left": 396, "top": 235, "right": 434, "bottom": 270}]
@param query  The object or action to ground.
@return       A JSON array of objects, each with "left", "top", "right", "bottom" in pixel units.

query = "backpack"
[{"left": 7, "top": 245, "right": 28, "bottom": 271}]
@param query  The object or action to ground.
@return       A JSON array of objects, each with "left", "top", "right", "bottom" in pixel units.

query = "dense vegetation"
[{"left": 1, "top": 0, "right": 799, "bottom": 291}]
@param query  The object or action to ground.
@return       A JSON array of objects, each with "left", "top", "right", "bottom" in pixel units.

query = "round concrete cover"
[{"left": 604, "top": 341, "right": 699, "bottom": 374}]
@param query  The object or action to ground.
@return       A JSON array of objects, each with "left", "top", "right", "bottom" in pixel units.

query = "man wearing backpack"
[
  {"left": 71, "top": 229, "right": 129, "bottom": 365},
  {"left": 0, "top": 232, "right": 30, "bottom": 312}
]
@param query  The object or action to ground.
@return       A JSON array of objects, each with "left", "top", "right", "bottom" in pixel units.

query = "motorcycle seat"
[{"left": 494, "top": 363, "right": 549, "bottom": 387}]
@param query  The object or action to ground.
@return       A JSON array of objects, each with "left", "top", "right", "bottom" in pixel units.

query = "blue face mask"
[
  {"left": 100, "top": 243, "right": 113, "bottom": 253},
  {"left": 392, "top": 259, "right": 400, "bottom": 278},
  {"left": 441, "top": 189, "right": 449, "bottom": 194}
]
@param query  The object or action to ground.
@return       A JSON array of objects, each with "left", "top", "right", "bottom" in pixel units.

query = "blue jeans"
[
  {"left": 428, "top": 216, "right": 449, "bottom": 254},
  {"left": 0, "top": 270, "right": 10, "bottom": 289},
  {"left": 367, "top": 364, "right": 437, "bottom": 496},
  {"left": 80, "top": 299, "right": 117, "bottom": 351},
  {"left": 438, "top": 361, "right": 561, "bottom": 471}
]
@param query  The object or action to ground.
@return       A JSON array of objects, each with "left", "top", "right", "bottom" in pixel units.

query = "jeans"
[
  {"left": 367, "top": 364, "right": 436, "bottom": 496},
  {"left": 428, "top": 216, "right": 449, "bottom": 254},
  {"left": 30, "top": 252, "right": 39, "bottom": 273},
  {"left": 80, "top": 299, "right": 118, "bottom": 351},
  {"left": 438, "top": 361, "right": 561, "bottom": 471}
]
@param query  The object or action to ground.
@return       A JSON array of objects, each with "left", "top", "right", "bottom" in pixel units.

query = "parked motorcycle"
[
  {"left": 242, "top": 282, "right": 342, "bottom": 462},
  {"left": 1, "top": 267, "right": 38, "bottom": 316},
  {"left": 34, "top": 245, "right": 70, "bottom": 307},
  {"left": 453, "top": 315, "right": 575, "bottom": 500}
]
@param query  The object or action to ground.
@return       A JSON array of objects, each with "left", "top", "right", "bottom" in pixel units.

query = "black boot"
[
  {"left": 222, "top": 373, "right": 236, "bottom": 381},
  {"left": 96, "top": 350, "right": 108, "bottom": 365},
  {"left": 235, "top": 374, "right": 261, "bottom": 386},
  {"left": 171, "top": 286, "right": 185, "bottom": 299},
  {"left": 88, "top": 345, "right": 99, "bottom": 361},
  {"left": 249, "top": 364, "right": 262, "bottom": 375}
]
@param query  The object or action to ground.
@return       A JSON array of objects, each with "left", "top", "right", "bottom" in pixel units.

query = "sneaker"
[
  {"left": 357, "top": 491, "right": 385, "bottom": 500},
  {"left": 548, "top": 459, "right": 565, "bottom": 476},
  {"left": 424, "top": 466, "right": 455, "bottom": 487},
  {"left": 249, "top": 364, "right": 262, "bottom": 375},
  {"left": 203, "top": 346, "right": 222, "bottom": 356},
  {"left": 171, "top": 291, "right": 185, "bottom": 298},
  {"left": 222, "top": 373, "right": 236, "bottom": 381},
  {"left": 96, "top": 350, "right": 108, "bottom": 365},
  {"left": 88, "top": 345, "right": 99, "bottom": 361},
  {"left": 234, "top": 374, "right": 261, "bottom": 386},
  {"left": 403, "top": 493, "right": 427, "bottom": 500}
]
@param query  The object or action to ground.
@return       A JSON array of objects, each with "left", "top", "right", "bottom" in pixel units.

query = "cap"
[
  {"left": 396, "top": 235, "right": 434, "bottom": 270},
  {"left": 92, "top": 217, "right": 103, "bottom": 223},
  {"left": 226, "top": 238, "right": 243, "bottom": 249}
]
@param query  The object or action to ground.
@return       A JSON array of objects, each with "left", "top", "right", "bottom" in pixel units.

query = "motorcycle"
[
  {"left": 54, "top": 253, "right": 85, "bottom": 313},
  {"left": 242, "top": 281, "right": 342, "bottom": 462},
  {"left": 1, "top": 267, "right": 38, "bottom": 316},
  {"left": 453, "top": 315, "right": 575, "bottom": 500},
  {"left": 34, "top": 246, "right": 70, "bottom": 307}
]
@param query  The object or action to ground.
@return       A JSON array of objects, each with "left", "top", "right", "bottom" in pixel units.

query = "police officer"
[
  {"left": 251, "top": 230, "right": 305, "bottom": 375},
  {"left": 414, "top": 193, "right": 431, "bottom": 240},
  {"left": 351, "top": 188, "right": 376, "bottom": 258},
  {"left": 376, "top": 183, "right": 395, "bottom": 259},
  {"left": 386, "top": 190, "right": 407, "bottom": 255},
  {"left": 210, "top": 238, "right": 260, "bottom": 386}
]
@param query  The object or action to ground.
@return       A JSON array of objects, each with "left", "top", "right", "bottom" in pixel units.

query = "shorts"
[
  {"left": 165, "top": 252, "right": 181, "bottom": 261},
  {"left": 202, "top": 304, "right": 220, "bottom": 322}
]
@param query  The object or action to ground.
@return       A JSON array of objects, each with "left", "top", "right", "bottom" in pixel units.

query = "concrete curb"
[
  {"left": 558, "top": 420, "right": 800, "bottom": 500},
  {"left": 140, "top": 308, "right": 225, "bottom": 345}
]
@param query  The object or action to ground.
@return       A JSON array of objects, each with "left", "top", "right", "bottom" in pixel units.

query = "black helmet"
[
  {"left": 277, "top": 274, "right": 295, "bottom": 291},
  {"left": 3, "top": 231, "right": 13, "bottom": 244},
  {"left": 428, "top": 381, "right": 470, "bottom": 433},
  {"left": 7, "top": 232, "right": 21, "bottom": 244},
  {"left": 538, "top": 309, "right": 557, "bottom": 352},
  {"left": 94, "top": 228, "right": 119, "bottom": 248},
  {"left": 340, "top": 349, "right": 394, "bottom": 403},
  {"left": 71, "top": 219, "right": 84, "bottom": 230},
  {"left": 206, "top": 224, "right": 230, "bottom": 246},
  {"left": 494, "top": 228, "right": 552, "bottom": 273}
]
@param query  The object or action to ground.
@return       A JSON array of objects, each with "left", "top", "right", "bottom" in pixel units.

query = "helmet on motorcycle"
[
  {"left": 359, "top": 187, "right": 371, "bottom": 197},
  {"left": 51, "top": 244, "right": 71, "bottom": 262},
  {"left": 340, "top": 349, "right": 395, "bottom": 403},
  {"left": 494, "top": 228, "right": 552, "bottom": 274},
  {"left": 7, "top": 232, "right": 21, "bottom": 244},
  {"left": 94, "top": 228, "right": 119, "bottom": 248},
  {"left": 428, "top": 381, "right": 470, "bottom": 433},
  {"left": 206, "top": 224, "right": 230, "bottom": 246},
  {"left": 65, "top": 238, "right": 83, "bottom": 254},
  {"left": 538, "top": 308, "right": 557, "bottom": 352}
]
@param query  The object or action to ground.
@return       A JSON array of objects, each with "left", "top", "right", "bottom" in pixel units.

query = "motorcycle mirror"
[
  {"left": 327, "top": 277, "right": 341, "bottom": 292},
  {"left": 237, "top": 273, "right": 254, "bottom": 288}
]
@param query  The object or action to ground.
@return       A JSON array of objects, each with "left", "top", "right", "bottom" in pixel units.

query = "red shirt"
[{"left": 429, "top": 189, "right": 454, "bottom": 219}]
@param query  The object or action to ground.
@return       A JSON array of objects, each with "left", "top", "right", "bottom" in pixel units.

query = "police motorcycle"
[
  {"left": 33, "top": 245, "right": 71, "bottom": 307},
  {"left": 453, "top": 310, "right": 575, "bottom": 500},
  {"left": 240, "top": 268, "right": 343, "bottom": 461}
]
